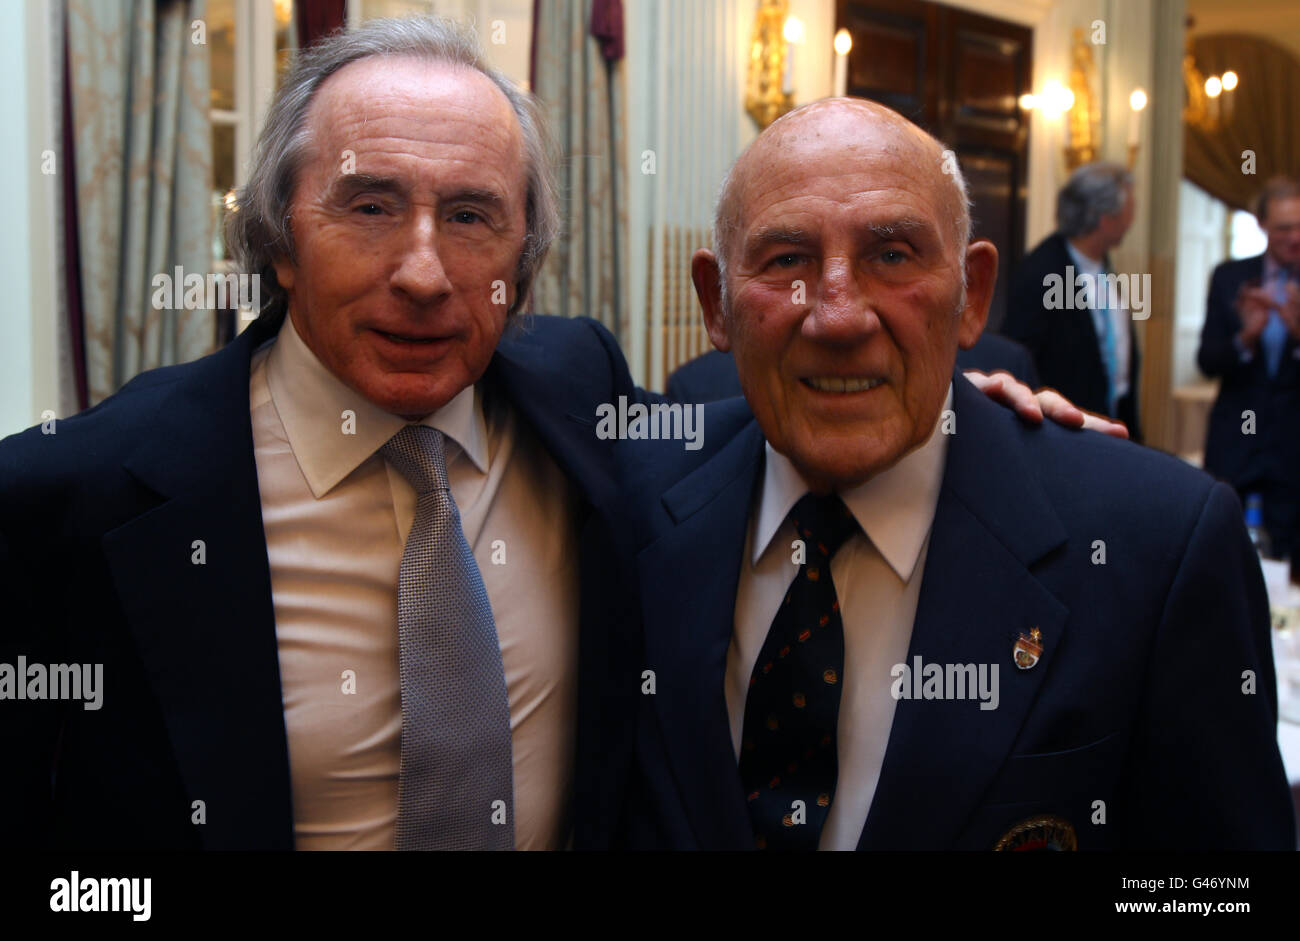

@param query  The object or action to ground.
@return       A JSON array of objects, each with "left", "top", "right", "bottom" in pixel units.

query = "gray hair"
[
  {"left": 226, "top": 15, "right": 559, "bottom": 325},
  {"left": 1056, "top": 162, "right": 1133, "bottom": 238}
]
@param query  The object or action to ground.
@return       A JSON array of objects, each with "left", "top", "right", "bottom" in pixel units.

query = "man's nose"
[
  {"left": 391, "top": 211, "right": 454, "bottom": 304},
  {"left": 803, "top": 258, "right": 880, "bottom": 343}
]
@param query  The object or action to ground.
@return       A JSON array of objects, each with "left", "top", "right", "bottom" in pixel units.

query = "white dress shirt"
[
  {"left": 249, "top": 316, "right": 580, "bottom": 850},
  {"left": 726, "top": 386, "right": 951, "bottom": 850},
  {"left": 1065, "top": 239, "right": 1131, "bottom": 405}
]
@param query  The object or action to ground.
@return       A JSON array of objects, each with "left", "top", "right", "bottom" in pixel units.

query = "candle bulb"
[
  {"left": 1221, "top": 71, "right": 1237, "bottom": 124},
  {"left": 1128, "top": 88, "right": 1147, "bottom": 148},
  {"left": 833, "top": 29, "right": 851, "bottom": 98},
  {"left": 782, "top": 16, "right": 803, "bottom": 97}
]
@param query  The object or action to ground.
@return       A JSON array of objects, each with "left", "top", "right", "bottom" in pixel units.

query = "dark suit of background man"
[
  {"left": 619, "top": 99, "right": 1292, "bottom": 851},
  {"left": 1004, "top": 162, "right": 1142, "bottom": 440},
  {"left": 1198, "top": 177, "right": 1300, "bottom": 559},
  {"left": 0, "top": 17, "right": 645, "bottom": 852}
]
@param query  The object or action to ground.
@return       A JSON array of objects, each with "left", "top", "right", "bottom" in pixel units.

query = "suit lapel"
[
  {"left": 488, "top": 320, "right": 620, "bottom": 512},
  {"left": 859, "top": 376, "right": 1070, "bottom": 850},
  {"left": 638, "top": 420, "right": 765, "bottom": 849},
  {"left": 100, "top": 319, "right": 294, "bottom": 850}
]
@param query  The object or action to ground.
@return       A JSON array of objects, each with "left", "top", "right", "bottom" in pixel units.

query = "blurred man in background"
[
  {"left": 1198, "top": 177, "right": 1300, "bottom": 560},
  {"left": 1005, "top": 162, "right": 1141, "bottom": 439}
]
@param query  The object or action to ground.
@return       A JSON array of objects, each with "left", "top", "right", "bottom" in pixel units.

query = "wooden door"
[{"left": 836, "top": 0, "right": 1032, "bottom": 331}]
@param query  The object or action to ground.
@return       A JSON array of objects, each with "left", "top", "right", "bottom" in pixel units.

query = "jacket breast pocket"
[
  {"left": 983, "top": 730, "right": 1124, "bottom": 807},
  {"left": 958, "top": 732, "right": 1126, "bottom": 850}
]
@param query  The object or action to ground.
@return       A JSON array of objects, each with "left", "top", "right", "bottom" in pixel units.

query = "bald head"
[
  {"left": 713, "top": 99, "right": 972, "bottom": 281},
  {"left": 689, "top": 95, "right": 998, "bottom": 492}
]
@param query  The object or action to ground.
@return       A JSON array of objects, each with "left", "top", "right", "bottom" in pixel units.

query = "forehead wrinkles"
[
  {"left": 308, "top": 64, "right": 522, "bottom": 170},
  {"left": 739, "top": 150, "right": 948, "bottom": 239}
]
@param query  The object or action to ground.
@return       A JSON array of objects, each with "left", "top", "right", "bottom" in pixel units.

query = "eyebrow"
[
  {"left": 745, "top": 227, "right": 815, "bottom": 254},
  {"left": 328, "top": 173, "right": 406, "bottom": 202},
  {"left": 865, "top": 217, "right": 932, "bottom": 240},
  {"left": 443, "top": 187, "right": 508, "bottom": 211},
  {"left": 326, "top": 176, "right": 508, "bottom": 212},
  {"left": 744, "top": 217, "right": 938, "bottom": 255}
]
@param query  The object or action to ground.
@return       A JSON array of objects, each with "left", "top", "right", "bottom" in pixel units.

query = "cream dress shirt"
[
  {"left": 248, "top": 317, "right": 579, "bottom": 850},
  {"left": 727, "top": 385, "right": 951, "bottom": 850}
]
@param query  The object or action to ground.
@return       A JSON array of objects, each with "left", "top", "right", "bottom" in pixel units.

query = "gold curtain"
[{"left": 1184, "top": 34, "right": 1300, "bottom": 212}]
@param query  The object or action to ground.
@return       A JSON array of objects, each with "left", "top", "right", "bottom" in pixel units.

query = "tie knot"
[
  {"left": 380, "top": 425, "right": 449, "bottom": 495},
  {"left": 789, "top": 493, "right": 858, "bottom": 558}
]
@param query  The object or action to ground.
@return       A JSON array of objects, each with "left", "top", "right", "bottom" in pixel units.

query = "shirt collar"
[
  {"left": 1264, "top": 253, "right": 1292, "bottom": 284},
  {"left": 1064, "top": 238, "right": 1105, "bottom": 272},
  {"left": 265, "top": 315, "right": 489, "bottom": 498},
  {"left": 751, "top": 383, "right": 951, "bottom": 583}
]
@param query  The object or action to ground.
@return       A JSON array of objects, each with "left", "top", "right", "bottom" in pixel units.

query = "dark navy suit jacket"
[
  {"left": 1197, "top": 253, "right": 1300, "bottom": 493},
  {"left": 0, "top": 312, "right": 643, "bottom": 850},
  {"left": 618, "top": 374, "right": 1292, "bottom": 849},
  {"left": 1004, "top": 232, "right": 1142, "bottom": 440},
  {"left": 665, "top": 334, "right": 1038, "bottom": 404}
]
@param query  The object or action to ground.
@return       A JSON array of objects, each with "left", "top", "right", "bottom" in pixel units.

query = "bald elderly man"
[
  {"left": 618, "top": 99, "right": 1294, "bottom": 851},
  {"left": 0, "top": 16, "right": 1147, "bottom": 852}
]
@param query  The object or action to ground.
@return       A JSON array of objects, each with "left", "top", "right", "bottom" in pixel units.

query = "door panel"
[{"left": 837, "top": 0, "right": 1032, "bottom": 331}]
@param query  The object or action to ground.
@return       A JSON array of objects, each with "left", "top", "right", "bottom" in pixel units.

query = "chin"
[
  {"left": 791, "top": 448, "right": 892, "bottom": 492},
  {"left": 362, "top": 382, "right": 458, "bottom": 420}
]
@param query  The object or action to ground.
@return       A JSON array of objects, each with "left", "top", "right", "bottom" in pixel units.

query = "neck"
[{"left": 1068, "top": 233, "right": 1106, "bottom": 263}]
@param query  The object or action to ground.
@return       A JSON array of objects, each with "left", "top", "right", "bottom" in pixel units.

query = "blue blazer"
[
  {"left": 618, "top": 375, "right": 1293, "bottom": 849},
  {"left": 0, "top": 313, "right": 644, "bottom": 850},
  {"left": 1197, "top": 253, "right": 1300, "bottom": 493}
]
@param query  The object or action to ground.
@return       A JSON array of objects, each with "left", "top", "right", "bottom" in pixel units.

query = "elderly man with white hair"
[
  {"left": 1005, "top": 162, "right": 1142, "bottom": 438},
  {"left": 619, "top": 99, "right": 1292, "bottom": 851},
  {"left": 0, "top": 17, "right": 1106, "bottom": 853}
]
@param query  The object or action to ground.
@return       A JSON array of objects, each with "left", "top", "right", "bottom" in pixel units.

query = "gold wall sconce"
[
  {"left": 1064, "top": 27, "right": 1099, "bottom": 170},
  {"left": 746, "top": 0, "right": 797, "bottom": 130},
  {"left": 1019, "top": 27, "right": 1148, "bottom": 172},
  {"left": 1183, "top": 25, "right": 1238, "bottom": 132}
]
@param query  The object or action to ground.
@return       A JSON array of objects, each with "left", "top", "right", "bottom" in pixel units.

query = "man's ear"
[
  {"left": 958, "top": 239, "right": 998, "bottom": 349},
  {"left": 692, "top": 249, "right": 731, "bottom": 353},
  {"left": 272, "top": 254, "right": 296, "bottom": 292}
]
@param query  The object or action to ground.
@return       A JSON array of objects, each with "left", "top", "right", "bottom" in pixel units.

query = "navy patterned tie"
[
  {"left": 739, "top": 493, "right": 859, "bottom": 850},
  {"left": 381, "top": 425, "right": 514, "bottom": 850}
]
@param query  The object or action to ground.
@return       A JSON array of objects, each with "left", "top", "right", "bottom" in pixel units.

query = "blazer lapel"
[
  {"left": 488, "top": 320, "right": 621, "bottom": 512},
  {"left": 859, "top": 376, "right": 1070, "bottom": 850},
  {"left": 638, "top": 420, "right": 765, "bottom": 849},
  {"left": 99, "top": 320, "right": 294, "bottom": 850}
]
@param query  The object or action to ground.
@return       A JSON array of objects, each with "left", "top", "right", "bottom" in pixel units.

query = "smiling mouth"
[
  {"left": 801, "top": 376, "right": 886, "bottom": 393},
  {"left": 375, "top": 330, "right": 445, "bottom": 345}
]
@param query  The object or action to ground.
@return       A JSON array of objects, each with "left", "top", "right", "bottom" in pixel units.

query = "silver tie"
[{"left": 381, "top": 425, "right": 515, "bottom": 850}]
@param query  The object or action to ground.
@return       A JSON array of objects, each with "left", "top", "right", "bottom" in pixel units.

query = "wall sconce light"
[
  {"left": 1127, "top": 87, "right": 1147, "bottom": 169},
  {"left": 1183, "top": 21, "right": 1239, "bottom": 133},
  {"left": 746, "top": 0, "right": 795, "bottom": 130},
  {"left": 782, "top": 14, "right": 806, "bottom": 99},
  {"left": 833, "top": 28, "right": 851, "bottom": 97},
  {"left": 1063, "top": 27, "right": 1099, "bottom": 170}
]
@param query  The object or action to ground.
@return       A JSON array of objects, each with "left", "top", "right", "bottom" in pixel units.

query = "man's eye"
[
  {"left": 772, "top": 254, "right": 803, "bottom": 268},
  {"left": 880, "top": 249, "right": 909, "bottom": 265},
  {"left": 354, "top": 203, "right": 385, "bottom": 216},
  {"left": 450, "top": 210, "right": 484, "bottom": 225}
]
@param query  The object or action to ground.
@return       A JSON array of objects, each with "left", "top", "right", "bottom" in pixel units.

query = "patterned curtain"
[
  {"left": 1184, "top": 34, "right": 1300, "bottom": 213},
  {"left": 530, "top": 0, "right": 627, "bottom": 340},
  {"left": 67, "top": 0, "right": 213, "bottom": 406}
]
